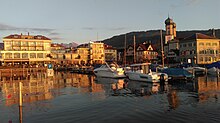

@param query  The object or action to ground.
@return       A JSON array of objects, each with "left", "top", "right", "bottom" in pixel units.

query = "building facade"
[
  {"left": 0, "top": 33, "right": 52, "bottom": 66},
  {"left": 77, "top": 47, "right": 89, "bottom": 65},
  {"left": 164, "top": 17, "right": 180, "bottom": 63},
  {"left": 104, "top": 44, "right": 117, "bottom": 62},
  {"left": 89, "top": 41, "right": 105, "bottom": 65},
  {"left": 136, "top": 42, "right": 158, "bottom": 63},
  {"left": 179, "top": 33, "right": 220, "bottom": 65}
]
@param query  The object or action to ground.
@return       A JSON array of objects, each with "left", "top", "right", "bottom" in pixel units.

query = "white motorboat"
[
  {"left": 206, "top": 61, "right": 220, "bottom": 76},
  {"left": 183, "top": 66, "right": 206, "bottom": 75},
  {"left": 93, "top": 62, "right": 126, "bottom": 78},
  {"left": 125, "top": 63, "right": 168, "bottom": 83},
  {"left": 207, "top": 67, "right": 220, "bottom": 76}
]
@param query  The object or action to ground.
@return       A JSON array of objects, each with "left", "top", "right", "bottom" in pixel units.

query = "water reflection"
[
  {"left": 194, "top": 76, "right": 220, "bottom": 103},
  {"left": 1, "top": 72, "right": 220, "bottom": 122},
  {"left": 1, "top": 72, "right": 220, "bottom": 106}
]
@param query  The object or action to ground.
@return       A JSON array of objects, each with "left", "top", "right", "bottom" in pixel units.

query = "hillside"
[{"left": 102, "top": 29, "right": 220, "bottom": 51}]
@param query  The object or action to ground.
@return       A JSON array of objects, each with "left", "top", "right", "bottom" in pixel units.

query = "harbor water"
[{"left": 0, "top": 72, "right": 220, "bottom": 123}]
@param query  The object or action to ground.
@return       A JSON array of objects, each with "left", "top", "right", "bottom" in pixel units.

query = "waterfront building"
[
  {"left": 164, "top": 39, "right": 180, "bottom": 63},
  {"left": 88, "top": 41, "right": 105, "bottom": 65},
  {"left": 51, "top": 44, "right": 79, "bottom": 65},
  {"left": 0, "top": 33, "right": 52, "bottom": 66},
  {"left": 164, "top": 17, "right": 180, "bottom": 63},
  {"left": 136, "top": 42, "right": 158, "bottom": 63},
  {"left": 179, "top": 33, "right": 220, "bottom": 65},
  {"left": 165, "top": 16, "right": 177, "bottom": 43},
  {"left": 104, "top": 44, "right": 117, "bottom": 62},
  {"left": 51, "top": 43, "right": 65, "bottom": 64},
  {"left": 125, "top": 42, "right": 157, "bottom": 64},
  {"left": 77, "top": 47, "right": 89, "bottom": 65}
]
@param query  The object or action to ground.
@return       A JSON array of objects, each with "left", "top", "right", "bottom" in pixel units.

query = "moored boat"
[
  {"left": 125, "top": 63, "right": 168, "bottom": 83},
  {"left": 183, "top": 66, "right": 206, "bottom": 75},
  {"left": 161, "top": 68, "right": 193, "bottom": 81},
  {"left": 93, "top": 62, "right": 126, "bottom": 78},
  {"left": 206, "top": 61, "right": 220, "bottom": 76}
]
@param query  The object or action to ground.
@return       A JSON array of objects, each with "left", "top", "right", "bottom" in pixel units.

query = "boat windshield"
[
  {"left": 131, "top": 64, "right": 150, "bottom": 74},
  {"left": 100, "top": 64, "right": 108, "bottom": 68}
]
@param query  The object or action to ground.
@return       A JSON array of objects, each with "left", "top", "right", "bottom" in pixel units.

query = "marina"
[{"left": 0, "top": 71, "right": 220, "bottom": 123}]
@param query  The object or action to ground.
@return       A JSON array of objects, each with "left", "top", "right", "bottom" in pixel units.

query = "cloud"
[
  {"left": 0, "top": 23, "right": 17, "bottom": 30},
  {"left": 107, "top": 27, "right": 126, "bottom": 31},
  {"left": 51, "top": 37, "right": 63, "bottom": 40},
  {"left": 0, "top": 22, "right": 54, "bottom": 33},
  {"left": 170, "top": 0, "right": 200, "bottom": 8},
  {"left": 82, "top": 27, "right": 97, "bottom": 30},
  {"left": 49, "top": 32, "right": 60, "bottom": 36},
  {"left": 82, "top": 27, "right": 126, "bottom": 31}
]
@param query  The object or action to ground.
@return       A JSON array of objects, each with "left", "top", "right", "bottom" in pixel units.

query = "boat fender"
[{"left": 160, "top": 74, "right": 165, "bottom": 83}]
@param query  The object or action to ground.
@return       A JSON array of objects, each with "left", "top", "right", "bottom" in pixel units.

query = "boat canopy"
[
  {"left": 130, "top": 63, "right": 151, "bottom": 67},
  {"left": 162, "top": 68, "right": 193, "bottom": 77},
  {"left": 206, "top": 61, "right": 220, "bottom": 69}
]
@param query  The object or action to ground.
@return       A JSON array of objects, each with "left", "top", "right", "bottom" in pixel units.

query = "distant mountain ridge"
[{"left": 102, "top": 29, "right": 220, "bottom": 51}]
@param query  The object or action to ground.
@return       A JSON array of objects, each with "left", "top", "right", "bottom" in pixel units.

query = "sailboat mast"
[
  {"left": 160, "top": 30, "right": 164, "bottom": 68},
  {"left": 124, "top": 34, "right": 127, "bottom": 66},
  {"left": 133, "top": 35, "right": 136, "bottom": 64}
]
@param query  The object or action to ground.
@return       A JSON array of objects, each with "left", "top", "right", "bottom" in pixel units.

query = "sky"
[{"left": 0, "top": 0, "right": 219, "bottom": 44}]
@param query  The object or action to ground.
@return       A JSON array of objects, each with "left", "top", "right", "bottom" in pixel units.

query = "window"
[
  {"left": 22, "top": 53, "right": 28, "bottom": 58},
  {"left": 199, "top": 43, "right": 204, "bottom": 46},
  {"left": 37, "top": 53, "right": 43, "bottom": 58},
  {"left": 199, "top": 50, "right": 205, "bottom": 54},
  {"left": 30, "top": 53, "right": 36, "bottom": 58},
  {"left": 205, "top": 57, "right": 208, "bottom": 62},
  {"left": 213, "top": 57, "right": 217, "bottom": 62},
  {"left": 29, "top": 42, "right": 36, "bottom": 46},
  {"left": 210, "top": 50, "right": 214, "bottom": 54},
  {"left": 206, "top": 43, "right": 211, "bottom": 46},
  {"left": 212, "top": 43, "right": 217, "bottom": 46},
  {"left": 199, "top": 57, "right": 203, "bottom": 62},
  {"left": 30, "top": 47, "right": 36, "bottom": 51},
  {"left": 14, "top": 53, "right": 20, "bottom": 58},
  {"left": 5, "top": 53, "right": 12, "bottom": 59},
  {"left": 21, "top": 42, "right": 28, "bottom": 46},
  {"left": 193, "top": 42, "right": 196, "bottom": 46}
]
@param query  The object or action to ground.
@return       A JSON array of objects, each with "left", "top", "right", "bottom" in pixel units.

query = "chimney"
[
  {"left": 21, "top": 33, "right": 23, "bottom": 36},
  {"left": 28, "top": 32, "right": 29, "bottom": 36}
]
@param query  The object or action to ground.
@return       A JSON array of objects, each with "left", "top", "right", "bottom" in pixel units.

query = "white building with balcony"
[{"left": 0, "top": 33, "right": 52, "bottom": 66}]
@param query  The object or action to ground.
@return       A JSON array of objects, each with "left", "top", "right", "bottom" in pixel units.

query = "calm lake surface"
[{"left": 0, "top": 72, "right": 220, "bottom": 123}]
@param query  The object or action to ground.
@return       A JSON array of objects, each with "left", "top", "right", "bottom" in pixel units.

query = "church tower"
[{"left": 164, "top": 17, "right": 176, "bottom": 44}]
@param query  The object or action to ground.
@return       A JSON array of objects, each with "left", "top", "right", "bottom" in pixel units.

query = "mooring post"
[{"left": 19, "top": 82, "right": 23, "bottom": 107}]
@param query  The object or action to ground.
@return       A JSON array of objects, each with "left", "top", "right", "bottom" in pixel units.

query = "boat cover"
[
  {"left": 206, "top": 61, "right": 220, "bottom": 69},
  {"left": 162, "top": 68, "right": 193, "bottom": 78}
]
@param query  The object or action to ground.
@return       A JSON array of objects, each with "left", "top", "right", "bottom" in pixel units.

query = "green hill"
[{"left": 102, "top": 29, "right": 220, "bottom": 51}]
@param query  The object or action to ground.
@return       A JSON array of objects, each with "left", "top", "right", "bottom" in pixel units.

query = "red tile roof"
[
  {"left": 182, "top": 33, "right": 217, "bottom": 41},
  {"left": 4, "top": 34, "right": 51, "bottom": 40}
]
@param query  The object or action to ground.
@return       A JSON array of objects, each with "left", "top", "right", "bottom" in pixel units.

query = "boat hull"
[
  {"left": 126, "top": 71, "right": 160, "bottom": 83},
  {"left": 94, "top": 69, "right": 126, "bottom": 78},
  {"left": 207, "top": 67, "right": 220, "bottom": 76}
]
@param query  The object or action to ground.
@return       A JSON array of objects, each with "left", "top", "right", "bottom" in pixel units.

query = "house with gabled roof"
[
  {"left": 136, "top": 42, "right": 158, "bottom": 63},
  {"left": 125, "top": 41, "right": 158, "bottom": 64}
]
